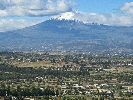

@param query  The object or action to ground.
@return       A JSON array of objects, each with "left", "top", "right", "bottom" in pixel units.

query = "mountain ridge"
[{"left": 0, "top": 19, "right": 133, "bottom": 53}]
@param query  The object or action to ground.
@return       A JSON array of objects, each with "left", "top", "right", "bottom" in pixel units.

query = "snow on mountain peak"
[
  {"left": 53, "top": 11, "right": 97, "bottom": 24},
  {"left": 53, "top": 12, "right": 76, "bottom": 20}
]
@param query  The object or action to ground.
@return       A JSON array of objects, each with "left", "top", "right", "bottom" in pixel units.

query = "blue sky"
[
  {"left": 0, "top": 0, "right": 133, "bottom": 32},
  {"left": 76, "top": 0, "right": 133, "bottom": 13}
]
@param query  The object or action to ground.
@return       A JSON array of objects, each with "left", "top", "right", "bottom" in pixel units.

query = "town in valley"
[{"left": 0, "top": 52, "right": 132, "bottom": 100}]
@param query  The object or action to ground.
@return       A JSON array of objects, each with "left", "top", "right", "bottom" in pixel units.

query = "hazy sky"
[{"left": 0, "top": 0, "right": 133, "bottom": 32}]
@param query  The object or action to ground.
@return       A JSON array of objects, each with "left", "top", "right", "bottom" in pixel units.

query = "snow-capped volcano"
[{"left": 0, "top": 18, "right": 133, "bottom": 53}]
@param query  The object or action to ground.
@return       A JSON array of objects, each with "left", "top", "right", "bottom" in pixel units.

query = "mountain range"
[{"left": 0, "top": 19, "right": 133, "bottom": 54}]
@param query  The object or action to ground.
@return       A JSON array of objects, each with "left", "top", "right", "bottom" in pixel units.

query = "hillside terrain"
[{"left": 0, "top": 19, "right": 133, "bottom": 53}]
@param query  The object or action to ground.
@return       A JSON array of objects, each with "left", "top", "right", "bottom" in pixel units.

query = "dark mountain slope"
[{"left": 0, "top": 19, "right": 133, "bottom": 53}]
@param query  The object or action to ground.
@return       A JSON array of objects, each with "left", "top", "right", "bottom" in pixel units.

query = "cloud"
[
  {"left": 0, "top": 0, "right": 73, "bottom": 32},
  {"left": 0, "top": 0, "right": 73, "bottom": 17},
  {"left": 53, "top": 1, "right": 133, "bottom": 26},
  {"left": 1, "top": 1, "right": 133, "bottom": 32},
  {"left": 121, "top": 2, "right": 133, "bottom": 14},
  {"left": 0, "top": 18, "right": 42, "bottom": 32},
  {"left": 0, "top": 0, "right": 72, "bottom": 32},
  {"left": 54, "top": 11, "right": 133, "bottom": 26}
]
